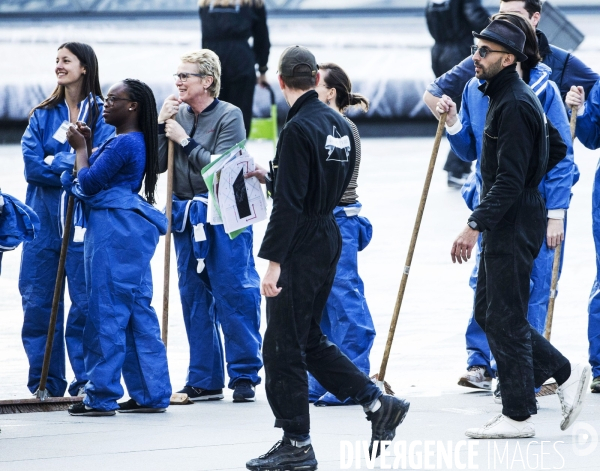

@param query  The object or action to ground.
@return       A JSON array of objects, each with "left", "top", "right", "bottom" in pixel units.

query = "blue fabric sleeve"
[
  {"left": 563, "top": 54, "right": 600, "bottom": 98},
  {"left": 426, "top": 56, "right": 475, "bottom": 99},
  {"left": 542, "top": 81, "right": 574, "bottom": 210},
  {"left": 448, "top": 82, "right": 478, "bottom": 163},
  {"left": 21, "top": 112, "right": 62, "bottom": 188},
  {"left": 78, "top": 137, "right": 128, "bottom": 195},
  {"left": 576, "top": 80, "right": 600, "bottom": 150}
]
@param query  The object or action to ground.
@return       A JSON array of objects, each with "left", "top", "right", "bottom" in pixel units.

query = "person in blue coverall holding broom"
[
  {"left": 65, "top": 79, "right": 171, "bottom": 416},
  {"left": 20, "top": 42, "right": 113, "bottom": 399},
  {"left": 436, "top": 12, "right": 576, "bottom": 399},
  {"left": 566, "top": 80, "right": 600, "bottom": 394}
]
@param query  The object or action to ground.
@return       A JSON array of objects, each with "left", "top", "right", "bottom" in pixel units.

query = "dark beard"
[{"left": 475, "top": 57, "right": 505, "bottom": 81}]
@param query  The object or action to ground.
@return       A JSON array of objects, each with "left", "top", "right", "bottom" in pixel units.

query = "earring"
[
  {"left": 327, "top": 100, "right": 330, "bottom": 105},
  {"left": 129, "top": 108, "right": 133, "bottom": 111}
]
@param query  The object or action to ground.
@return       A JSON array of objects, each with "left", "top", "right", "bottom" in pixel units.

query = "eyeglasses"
[
  {"left": 173, "top": 73, "right": 206, "bottom": 82},
  {"left": 471, "top": 45, "right": 509, "bottom": 59},
  {"left": 105, "top": 95, "right": 131, "bottom": 106}
]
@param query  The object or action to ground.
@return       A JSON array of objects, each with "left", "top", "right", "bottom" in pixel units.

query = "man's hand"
[
  {"left": 165, "top": 119, "right": 188, "bottom": 144},
  {"left": 451, "top": 225, "right": 480, "bottom": 264},
  {"left": 261, "top": 261, "right": 282, "bottom": 297},
  {"left": 546, "top": 218, "right": 565, "bottom": 249},
  {"left": 436, "top": 95, "right": 458, "bottom": 127},
  {"left": 245, "top": 163, "right": 268, "bottom": 184},
  {"left": 565, "top": 86, "right": 585, "bottom": 113},
  {"left": 159, "top": 94, "right": 182, "bottom": 123}
]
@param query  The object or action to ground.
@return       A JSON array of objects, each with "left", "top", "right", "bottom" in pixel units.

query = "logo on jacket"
[{"left": 325, "top": 126, "right": 351, "bottom": 162}]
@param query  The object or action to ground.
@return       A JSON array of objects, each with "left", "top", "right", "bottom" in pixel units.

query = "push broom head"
[{"left": 0, "top": 396, "right": 83, "bottom": 414}]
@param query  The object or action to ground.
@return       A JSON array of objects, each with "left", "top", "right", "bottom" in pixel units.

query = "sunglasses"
[{"left": 471, "top": 45, "right": 509, "bottom": 59}]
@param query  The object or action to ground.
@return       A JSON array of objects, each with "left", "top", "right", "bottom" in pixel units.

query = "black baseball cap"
[{"left": 278, "top": 46, "right": 318, "bottom": 77}]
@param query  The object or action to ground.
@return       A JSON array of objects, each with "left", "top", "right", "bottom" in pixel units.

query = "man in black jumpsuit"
[
  {"left": 426, "top": 0, "right": 490, "bottom": 187},
  {"left": 445, "top": 19, "right": 590, "bottom": 439},
  {"left": 245, "top": 46, "right": 409, "bottom": 471}
]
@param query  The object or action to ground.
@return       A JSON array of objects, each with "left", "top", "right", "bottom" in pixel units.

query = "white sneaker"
[
  {"left": 557, "top": 363, "right": 591, "bottom": 431},
  {"left": 458, "top": 366, "right": 492, "bottom": 390},
  {"left": 465, "top": 414, "right": 535, "bottom": 439}
]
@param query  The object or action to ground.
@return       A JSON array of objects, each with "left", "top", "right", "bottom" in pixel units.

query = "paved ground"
[{"left": 1, "top": 134, "right": 599, "bottom": 469}]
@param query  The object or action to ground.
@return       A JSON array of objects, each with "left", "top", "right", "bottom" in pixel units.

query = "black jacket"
[
  {"left": 200, "top": 1, "right": 270, "bottom": 78},
  {"left": 426, "top": 0, "right": 489, "bottom": 45},
  {"left": 469, "top": 65, "right": 567, "bottom": 232},
  {"left": 258, "top": 91, "right": 356, "bottom": 264}
]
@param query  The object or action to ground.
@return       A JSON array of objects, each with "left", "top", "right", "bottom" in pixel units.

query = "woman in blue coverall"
[
  {"left": 566, "top": 80, "right": 600, "bottom": 393},
  {"left": 20, "top": 42, "right": 113, "bottom": 398},
  {"left": 65, "top": 79, "right": 171, "bottom": 415},
  {"left": 309, "top": 63, "right": 376, "bottom": 406},
  {"left": 437, "top": 12, "right": 576, "bottom": 397}
]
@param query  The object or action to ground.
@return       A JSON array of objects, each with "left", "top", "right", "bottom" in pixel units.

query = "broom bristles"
[
  {"left": 0, "top": 396, "right": 82, "bottom": 414},
  {"left": 370, "top": 374, "right": 395, "bottom": 396}
]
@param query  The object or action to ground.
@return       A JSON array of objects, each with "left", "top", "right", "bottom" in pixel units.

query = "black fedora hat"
[{"left": 473, "top": 19, "right": 528, "bottom": 63}]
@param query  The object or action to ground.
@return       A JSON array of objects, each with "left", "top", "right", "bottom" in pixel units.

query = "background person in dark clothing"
[
  {"left": 440, "top": 19, "right": 590, "bottom": 439},
  {"left": 424, "top": 0, "right": 599, "bottom": 114},
  {"left": 199, "top": 0, "right": 270, "bottom": 137},
  {"left": 425, "top": 0, "right": 490, "bottom": 188},
  {"left": 245, "top": 46, "right": 409, "bottom": 471}
]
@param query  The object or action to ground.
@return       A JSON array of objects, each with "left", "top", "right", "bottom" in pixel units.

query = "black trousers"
[
  {"left": 264, "top": 216, "right": 378, "bottom": 437},
  {"left": 219, "top": 72, "right": 256, "bottom": 138},
  {"left": 474, "top": 189, "right": 569, "bottom": 417}
]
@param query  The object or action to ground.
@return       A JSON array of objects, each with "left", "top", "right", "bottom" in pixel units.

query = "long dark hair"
[
  {"left": 30, "top": 43, "right": 103, "bottom": 128},
  {"left": 122, "top": 79, "right": 159, "bottom": 206},
  {"left": 491, "top": 13, "right": 541, "bottom": 83},
  {"left": 318, "top": 62, "right": 369, "bottom": 113}
]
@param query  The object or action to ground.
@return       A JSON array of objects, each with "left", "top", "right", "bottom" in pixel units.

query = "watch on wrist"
[
  {"left": 467, "top": 220, "right": 480, "bottom": 231},
  {"left": 180, "top": 137, "right": 190, "bottom": 148}
]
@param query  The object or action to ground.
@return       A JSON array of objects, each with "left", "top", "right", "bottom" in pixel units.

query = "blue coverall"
[
  {"left": 0, "top": 191, "right": 40, "bottom": 275},
  {"left": 308, "top": 202, "right": 375, "bottom": 405},
  {"left": 20, "top": 97, "right": 113, "bottom": 397},
  {"left": 571, "top": 79, "right": 600, "bottom": 380}
]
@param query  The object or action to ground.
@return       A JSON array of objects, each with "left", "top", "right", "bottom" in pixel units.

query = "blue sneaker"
[{"left": 233, "top": 379, "right": 256, "bottom": 403}]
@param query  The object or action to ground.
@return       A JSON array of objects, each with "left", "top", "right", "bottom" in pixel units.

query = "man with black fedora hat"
[
  {"left": 440, "top": 19, "right": 590, "bottom": 439},
  {"left": 245, "top": 45, "right": 409, "bottom": 470}
]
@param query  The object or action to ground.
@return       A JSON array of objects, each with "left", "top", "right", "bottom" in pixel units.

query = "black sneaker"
[
  {"left": 68, "top": 402, "right": 116, "bottom": 417},
  {"left": 177, "top": 386, "right": 224, "bottom": 402},
  {"left": 233, "top": 379, "right": 256, "bottom": 403},
  {"left": 246, "top": 438, "right": 318, "bottom": 471},
  {"left": 366, "top": 395, "right": 410, "bottom": 457},
  {"left": 118, "top": 398, "right": 166, "bottom": 413}
]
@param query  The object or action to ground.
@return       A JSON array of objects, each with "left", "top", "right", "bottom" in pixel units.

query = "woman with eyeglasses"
[
  {"left": 20, "top": 42, "right": 114, "bottom": 400},
  {"left": 199, "top": 0, "right": 270, "bottom": 137},
  {"left": 309, "top": 63, "right": 376, "bottom": 406},
  {"left": 158, "top": 50, "right": 262, "bottom": 403},
  {"left": 65, "top": 79, "right": 171, "bottom": 416}
]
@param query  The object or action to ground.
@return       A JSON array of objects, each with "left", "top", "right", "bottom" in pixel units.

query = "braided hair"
[
  {"left": 318, "top": 63, "right": 370, "bottom": 113},
  {"left": 122, "top": 79, "right": 159, "bottom": 206}
]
